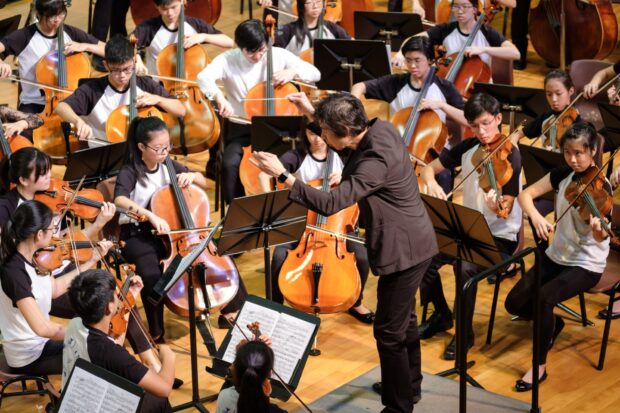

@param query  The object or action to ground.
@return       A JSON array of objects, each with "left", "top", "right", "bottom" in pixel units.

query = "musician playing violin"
[
  {"left": 54, "top": 35, "right": 185, "bottom": 146},
  {"left": 584, "top": 60, "right": 620, "bottom": 100},
  {"left": 0, "top": 201, "right": 112, "bottom": 376},
  {"left": 506, "top": 123, "right": 610, "bottom": 392},
  {"left": 419, "top": 93, "right": 522, "bottom": 361},
  {"left": 0, "top": 107, "right": 43, "bottom": 141},
  {"left": 258, "top": 121, "right": 374, "bottom": 323},
  {"left": 196, "top": 19, "right": 320, "bottom": 204},
  {"left": 132, "top": 0, "right": 233, "bottom": 76},
  {"left": 0, "top": 0, "right": 104, "bottom": 136},
  {"left": 63, "top": 269, "right": 175, "bottom": 413}
]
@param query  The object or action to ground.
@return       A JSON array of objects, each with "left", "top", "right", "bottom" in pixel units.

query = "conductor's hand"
[
  {"left": 426, "top": 181, "right": 447, "bottom": 200},
  {"left": 251, "top": 151, "right": 286, "bottom": 178},
  {"left": 530, "top": 213, "right": 553, "bottom": 241},
  {"left": 286, "top": 92, "right": 315, "bottom": 117}
]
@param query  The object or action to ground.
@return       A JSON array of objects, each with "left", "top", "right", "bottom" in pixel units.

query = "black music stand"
[
  {"left": 421, "top": 195, "right": 503, "bottom": 396},
  {"left": 251, "top": 116, "right": 305, "bottom": 154},
  {"left": 473, "top": 83, "right": 549, "bottom": 132},
  {"left": 519, "top": 144, "right": 565, "bottom": 202},
  {"left": 63, "top": 142, "right": 127, "bottom": 187},
  {"left": 599, "top": 102, "right": 620, "bottom": 150},
  {"left": 0, "top": 15, "right": 20, "bottom": 38},
  {"left": 354, "top": 11, "right": 424, "bottom": 52},
  {"left": 217, "top": 190, "right": 308, "bottom": 301},
  {"left": 313, "top": 39, "right": 391, "bottom": 92}
]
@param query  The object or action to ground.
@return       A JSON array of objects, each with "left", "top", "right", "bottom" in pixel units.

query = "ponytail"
[
  {"left": 233, "top": 341, "right": 274, "bottom": 413},
  {"left": 125, "top": 117, "right": 168, "bottom": 184},
  {"left": 0, "top": 200, "right": 52, "bottom": 265}
]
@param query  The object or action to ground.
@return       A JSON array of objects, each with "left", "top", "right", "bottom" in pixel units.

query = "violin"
[
  {"left": 563, "top": 165, "right": 614, "bottom": 238},
  {"left": 470, "top": 134, "right": 513, "bottom": 218},
  {"left": 35, "top": 178, "right": 146, "bottom": 222},
  {"left": 156, "top": 0, "right": 220, "bottom": 155},
  {"left": 239, "top": 15, "right": 299, "bottom": 196},
  {"left": 541, "top": 106, "right": 579, "bottom": 150},
  {"left": 33, "top": 1, "right": 86, "bottom": 163},
  {"left": 150, "top": 156, "right": 240, "bottom": 316},
  {"left": 109, "top": 264, "right": 138, "bottom": 339},
  {"left": 0, "top": 119, "right": 33, "bottom": 159},
  {"left": 435, "top": 8, "right": 498, "bottom": 98},
  {"left": 390, "top": 66, "right": 447, "bottom": 169},
  {"left": 129, "top": 0, "right": 221, "bottom": 26},
  {"left": 106, "top": 35, "right": 163, "bottom": 143},
  {"left": 279, "top": 150, "right": 361, "bottom": 314}
]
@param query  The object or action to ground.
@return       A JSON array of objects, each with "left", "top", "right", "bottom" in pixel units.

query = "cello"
[
  {"left": 106, "top": 35, "right": 164, "bottom": 143},
  {"left": 150, "top": 156, "right": 240, "bottom": 316},
  {"left": 129, "top": 0, "right": 221, "bottom": 26},
  {"left": 0, "top": 119, "right": 33, "bottom": 159},
  {"left": 528, "top": 0, "right": 617, "bottom": 68},
  {"left": 239, "top": 15, "right": 299, "bottom": 196},
  {"left": 340, "top": 0, "right": 374, "bottom": 36},
  {"left": 33, "top": 1, "right": 86, "bottom": 163},
  {"left": 279, "top": 150, "right": 361, "bottom": 314},
  {"left": 156, "top": 0, "right": 220, "bottom": 154}
]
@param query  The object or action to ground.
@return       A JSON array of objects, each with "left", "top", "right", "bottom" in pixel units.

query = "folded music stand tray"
[
  {"left": 251, "top": 116, "right": 305, "bottom": 154},
  {"left": 63, "top": 141, "right": 128, "bottom": 187},
  {"left": 519, "top": 144, "right": 565, "bottom": 202},
  {"left": 0, "top": 15, "right": 20, "bottom": 39},
  {"left": 473, "top": 83, "right": 549, "bottom": 132},
  {"left": 313, "top": 39, "right": 391, "bottom": 92},
  {"left": 599, "top": 102, "right": 620, "bottom": 151},
  {"left": 354, "top": 11, "right": 424, "bottom": 52}
]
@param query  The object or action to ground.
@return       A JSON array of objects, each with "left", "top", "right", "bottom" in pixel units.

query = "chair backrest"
[
  {"left": 570, "top": 59, "right": 613, "bottom": 131},
  {"left": 95, "top": 177, "right": 120, "bottom": 241},
  {"left": 491, "top": 57, "right": 514, "bottom": 86}
]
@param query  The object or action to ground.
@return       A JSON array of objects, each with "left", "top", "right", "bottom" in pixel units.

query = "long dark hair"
[
  {"left": 125, "top": 116, "right": 169, "bottom": 184},
  {"left": 0, "top": 200, "right": 53, "bottom": 265},
  {"left": 234, "top": 341, "right": 274, "bottom": 413},
  {"left": 0, "top": 147, "right": 51, "bottom": 193},
  {"left": 292, "top": 1, "right": 321, "bottom": 49}
]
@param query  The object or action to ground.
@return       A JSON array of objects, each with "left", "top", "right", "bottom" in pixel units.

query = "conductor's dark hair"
[
  {"left": 233, "top": 340, "right": 274, "bottom": 413},
  {"left": 0, "top": 200, "right": 53, "bottom": 265},
  {"left": 464, "top": 93, "right": 501, "bottom": 122},
  {"left": 561, "top": 122, "right": 598, "bottom": 151},
  {"left": 126, "top": 117, "right": 169, "bottom": 184},
  {"left": 235, "top": 20, "right": 269, "bottom": 52},
  {"left": 315, "top": 93, "right": 368, "bottom": 138},
  {"left": 401, "top": 36, "right": 434, "bottom": 61},
  {"left": 68, "top": 269, "right": 116, "bottom": 325},
  {"left": 544, "top": 69, "right": 574, "bottom": 91},
  {"left": 105, "top": 34, "right": 134, "bottom": 65},
  {"left": 35, "top": 0, "right": 67, "bottom": 18},
  {"left": 0, "top": 147, "right": 51, "bottom": 193}
]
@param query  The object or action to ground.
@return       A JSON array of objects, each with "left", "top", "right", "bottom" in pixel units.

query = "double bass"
[
  {"left": 129, "top": 0, "right": 221, "bottom": 26},
  {"left": 279, "top": 150, "right": 361, "bottom": 314},
  {"left": 156, "top": 1, "right": 220, "bottom": 154},
  {"left": 239, "top": 15, "right": 299, "bottom": 195},
  {"left": 33, "top": 1, "right": 86, "bottom": 162}
]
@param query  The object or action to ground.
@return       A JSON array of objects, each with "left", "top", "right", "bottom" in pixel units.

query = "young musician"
[
  {"left": 133, "top": 0, "right": 234, "bottom": 75},
  {"left": 216, "top": 340, "right": 287, "bottom": 413},
  {"left": 253, "top": 92, "right": 438, "bottom": 413},
  {"left": 419, "top": 93, "right": 522, "bottom": 360},
  {"left": 196, "top": 19, "right": 320, "bottom": 204},
  {"left": 63, "top": 269, "right": 175, "bottom": 412},
  {"left": 55, "top": 34, "right": 185, "bottom": 146},
  {"left": 273, "top": 0, "right": 350, "bottom": 56},
  {"left": 583, "top": 60, "right": 620, "bottom": 100},
  {"left": 0, "top": 0, "right": 105, "bottom": 115},
  {"left": 0, "top": 106, "right": 44, "bottom": 138},
  {"left": 114, "top": 117, "right": 247, "bottom": 341},
  {"left": 0, "top": 200, "right": 111, "bottom": 375},
  {"left": 258, "top": 0, "right": 295, "bottom": 26},
  {"left": 506, "top": 122, "right": 609, "bottom": 391},
  {"left": 259, "top": 121, "right": 374, "bottom": 323}
]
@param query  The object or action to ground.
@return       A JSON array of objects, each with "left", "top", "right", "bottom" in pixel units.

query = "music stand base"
[
  {"left": 172, "top": 394, "right": 218, "bottom": 412},
  {"left": 437, "top": 361, "right": 482, "bottom": 388}
]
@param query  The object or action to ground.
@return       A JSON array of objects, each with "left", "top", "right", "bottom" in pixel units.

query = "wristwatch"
[{"left": 277, "top": 170, "right": 290, "bottom": 183}]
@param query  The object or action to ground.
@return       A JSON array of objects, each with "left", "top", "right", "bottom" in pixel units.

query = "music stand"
[
  {"left": 251, "top": 116, "right": 305, "bottom": 154},
  {"left": 519, "top": 144, "right": 565, "bottom": 202},
  {"left": 63, "top": 142, "right": 127, "bottom": 187},
  {"left": 0, "top": 15, "right": 20, "bottom": 39},
  {"left": 599, "top": 103, "right": 620, "bottom": 150},
  {"left": 313, "top": 39, "right": 391, "bottom": 92},
  {"left": 354, "top": 11, "right": 424, "bottom": 52},
  {"left": 217, "top": 190, "right": 308, "bottom": 300},
  {"left": 421, "top": 194, "right": 503, "bottom": 393},
  {"left": 473, "top": 83, "right": 549, "bottom": 132}
]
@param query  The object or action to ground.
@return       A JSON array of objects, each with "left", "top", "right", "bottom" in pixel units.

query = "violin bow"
[
  {"left": 444, "top": 122, "right": 525, "bottom": 199},
  {"left": 226, "top": 318, "right": 315, "bottom": 413},
  {"left": 54, "top": 175, "right": 87, "bottom": 232}
]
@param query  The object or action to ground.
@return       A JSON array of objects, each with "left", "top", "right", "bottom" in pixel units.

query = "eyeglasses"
[
  {"left": 108, "top": 65, "right": 134, "bottom": 76},
  {"left": 451, "top": 4, "right": 474, "bottom": 11},
  {"left": 304, "top": 0, "right": 323, "bottom": 7},
  {"left": 42, "top": 225, "right": 56, "bottom": 233},
  {"left": 144, "top": 143, "right": 172, "bottom": 155},
  {"left": 405, "top": 57, "right": 427, "bottom": 67}
]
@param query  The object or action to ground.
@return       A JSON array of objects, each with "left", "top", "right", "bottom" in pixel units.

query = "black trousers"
[
  {"left": 374, "top": 258, "right": 431, "bottom": 413},
  {"left": 387, "top": 0, "right": 403, "bottom": 12},
  {"left": 505, "top": 254, "right": 602, "bottom": 363},
  {"left": 420, "top": 237, "right": 517, "bottom": 342},
  {"left": 9, "top": 339, "right": 64, "bottom": 376},
  {"left": 511, "top": 0, "right": 531, "bottom": 61},
  {"left": 270, "top": 233, "right": 370, "bottom": 307},
  {"left": 91, "top": 0, "right": 130, "bottom": 41},
  {"left": 221, "top": 123, "right": 250, "bottom": 204}
]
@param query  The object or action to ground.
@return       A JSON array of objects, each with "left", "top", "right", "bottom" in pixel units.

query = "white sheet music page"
[{"left": 270, "top": 312, "right": 315, "bottom": 383}]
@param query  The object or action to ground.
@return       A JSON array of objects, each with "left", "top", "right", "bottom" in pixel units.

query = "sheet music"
[
  {"left": 270, "top": 313, "right": 316, "bottom": 383},
  {"left": 59, "top": 365, "right": 141, "bottom": 413}
]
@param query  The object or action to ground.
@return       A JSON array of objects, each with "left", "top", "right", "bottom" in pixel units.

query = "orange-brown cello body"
[
  {"left": 129, "top": 0, "right": 221, "bottom": 26},
  {"left": 391, "top": 108, "right": 447, "bottom": 165},
  {"left": 279, "top": 178, "right": 361, "bottom": 314},
  {"left": 0, "top": 134, "right": 33, "bottom": 158},
  {"left": 150, "top": 180, "right": 240, "bottom": 316},
  {"left": 436, "top": 54, "right": 491, "bottom": 99},
  {"left": 529, "top": 0, "right": 617, "bottom": 68},
  {"left": 106, "top": 105, "right": 164, "bottom": 143}
]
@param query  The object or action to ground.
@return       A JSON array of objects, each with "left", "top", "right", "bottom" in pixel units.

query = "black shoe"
[
  {"left": 218, "top": 315, "right": 234, "bottom": 329},
  {"left": 515, "top": 370, "right": 547, "bottom": 392},
  {"left": 513, "top": 59, "right": 527, "bottom": 70},
  {"left": 418, "top": 310, "right": 453, "bottom": 339},
  {"left": 154, "top": 335, "right": 166, "bottom": 345},
  {"left": 371, "top": 382, "right": 421, "bottom": 404},
  {"left": 598, "top": 308, "right": 620, "bottom": 320},
  {"left": 91, "top": 55, "right": 107, "bottom": 73},
  {"left": 347, "top": 308, "right": 375, "bottom": 324},
  {"left": 443, "top": 334, "right": 473, "bottom": 361},
  {"left": 173, "top": 378, "right": 184, "bottom": 389},
  {"left": 549, "top": 316, "right": 565, "bottom": 349}
]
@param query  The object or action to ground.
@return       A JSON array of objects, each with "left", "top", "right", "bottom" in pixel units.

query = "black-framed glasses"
[{"left": 144, "top": 143, "right": 172, "bottom": 155}]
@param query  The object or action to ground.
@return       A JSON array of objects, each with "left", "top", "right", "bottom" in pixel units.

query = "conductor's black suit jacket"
[{"left": 289, "top": 119, "right": 438, "bottom": 275}]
